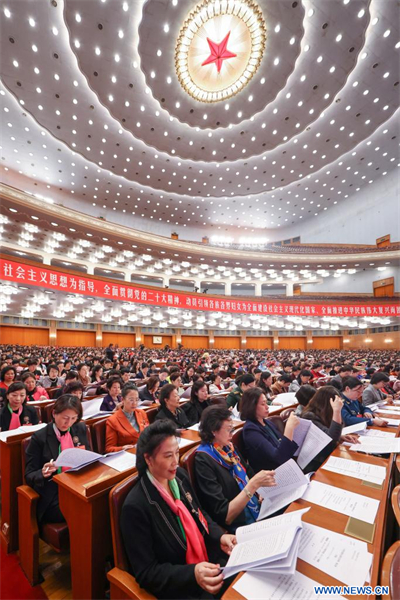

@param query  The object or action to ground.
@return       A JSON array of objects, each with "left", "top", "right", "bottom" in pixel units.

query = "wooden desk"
[
  {"left": 28, "top": 399, "right": 55, "bottom": 422},
  {"left": 223, "top": 423, "right": 399, "bottom": 600},
  {"left": 0, "top": 430, "right": 36, "bottom": 553},
  {"left": 54, "top": 429, "right": 202, "bottom": 600}
]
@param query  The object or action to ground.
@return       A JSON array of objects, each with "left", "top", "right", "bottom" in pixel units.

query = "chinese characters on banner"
[{"left": 1, "top": 258, "right": 400, "bottom": 318}]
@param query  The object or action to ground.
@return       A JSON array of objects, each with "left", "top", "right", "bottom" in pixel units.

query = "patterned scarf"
[
  {"left": 196, "top": 442, "right": 260, "bottom": 523},
  {"left": 147, "top": 471, "right": 208, "bottom": 564}
]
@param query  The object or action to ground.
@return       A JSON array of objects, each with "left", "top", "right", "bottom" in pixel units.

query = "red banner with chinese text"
[{"left": 1, "top": 258, "right": 399, "bottom": 318}]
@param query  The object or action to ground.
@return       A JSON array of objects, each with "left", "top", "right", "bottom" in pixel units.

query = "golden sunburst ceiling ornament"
[{"left": 175, "top": 0, "right": 267, "bottom": 103}]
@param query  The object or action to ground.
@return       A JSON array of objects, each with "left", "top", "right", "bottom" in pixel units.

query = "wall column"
[
  {"left": 306, "top": 330, "right": 313, "bottom": 348},
  {"left": 42, "top": 254, "right": 51, "bottom": 266},
  {"left": 87, "top": 265, "right": 94, "bottom": 276},
  {"left": 95, "top": 324, "right": 103, "bottom": 348},
  {"left": 124, "top": 271, "right": 131, "bottom": 282},
  {"left": 224, "top": 281, "right": 232, "bottom": 296},
  {"left": 254, "top": 282, "right": 262, "bottom": 297},
  {"left": 49, "top": 320, "right": 57, "bottom": 346},
  {"left": 208, "top": 330, "right": 214, "bottom": 348},
  {"left": 135, "top": 327, "right": 143, "bottom": 347},
  {"left": 240, "top": 330, "right": 247, "bottom": 349},
  {"left": 272, "top": 330, "right": 279, "bottom": 348},
  {"left": 286, "top": 282, "right": 294, "bottom": 297}
]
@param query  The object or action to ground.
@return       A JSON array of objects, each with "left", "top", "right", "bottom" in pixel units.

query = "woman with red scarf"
[
  {"left": 121, "top": 420, "right": 236, "bottom": 599},
  {"left": 25, "top": 395, "right": 88, "bottom": 523},
  {"left": 0, "top": 382, "right": 39, "bottom": 431}
]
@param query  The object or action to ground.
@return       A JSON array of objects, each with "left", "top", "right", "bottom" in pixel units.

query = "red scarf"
[
  {"left": 8, "top": 405, "right": 22, "bottom": 430},
  {"left": 148, "top": 472, "right": 208, "bottom": 564},
  {"left": 53, "top": 424, "right": 74, "bottom": 472}
]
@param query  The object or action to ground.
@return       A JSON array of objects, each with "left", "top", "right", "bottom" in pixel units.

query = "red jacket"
[{"left": 105, "top": 408, "right": 149, "bottom": 453}]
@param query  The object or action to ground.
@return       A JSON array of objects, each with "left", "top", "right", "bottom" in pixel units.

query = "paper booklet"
[
  {"left": 222, "top": 507, "right": 310, "bottom": 579},
  {"left": 321, "top": 455, "right": 386, "bottom": 485},
  {"left": 81, "top": 397, "right": 110, "bottom": 420},
  {"left": 349, "top": 436, "right": 400, "bottom": 454},
  {"left": 0, "top": 422, "right": 47, "bottom": 442},
  {"left": 292, "top": 420, "right": 332, "bottom": 469},
  {"left": 256, "top": 460, "right": 311, "bottom": 520},
  {"left": 342, "top": 421, "right": 367, "bottom": 435},
  {"left": 54, "top": 448, "right": 137, "bottom": 472}
]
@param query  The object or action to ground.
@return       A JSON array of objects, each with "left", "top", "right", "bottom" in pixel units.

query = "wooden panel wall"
[
  {"left": 213, "top": 336, "right": 241, "bottom": 349},
  {"left": 278, "top": 337, "right": 306, "bottom": 350},
  {"left": 345, "top": 331, "right": 400, "bottom": 350},
  {"left": 181, "top": 336, "right": 209, "bottom": 349},
  {"left": 312, "top": 336, "right": 342, "bottom": 350},
  {"left": 57, "top": 330, "right": 96, "bottom": 347},
  {"left": 374, "top": 285, "right": 394, "bottom": 297},
  {"left": 102, "top": 332, "right": 136, "bottom": 348},
  {"left": 143, "top": 335, "right": 172, "bottom": 349},
  {"left": 0, "top": 326, "right": 49, "bottom": 345},
  {"left": 246, "top": 337, "right": 273, "bottom": 350}
]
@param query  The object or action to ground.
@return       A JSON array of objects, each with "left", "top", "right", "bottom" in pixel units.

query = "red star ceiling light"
[{"left": 175, "top": 0, "right": 266, "bottom": 103}]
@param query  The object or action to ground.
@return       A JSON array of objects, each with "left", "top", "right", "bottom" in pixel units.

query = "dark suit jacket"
[
  {"left": 121, "top": 467, "right": 224, "bottom": 599},
  {"left": 155, "top": 405, "right": 189, "bottom": 428},
  {"left": 194, "top": 448, "right": 255, "bottom": 532},
  {"left": 139, "top": 387, "right": 158, "bottom": 404},
  {"left": 182, "top": 399, "right": 211, "bottom": 427},
  {"left": 243, "top": 419, "right": 298, "bottom": 473},
  {"left": 25, "top": 422, "right": 88, "bottom": 522},
  {"left": 0, "top": 403, "right": 39, "bottom": 431}
]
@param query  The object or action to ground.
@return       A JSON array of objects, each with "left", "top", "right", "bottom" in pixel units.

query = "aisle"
[{"left": 0, "top": 546, "right": 47, "bottom": 600}]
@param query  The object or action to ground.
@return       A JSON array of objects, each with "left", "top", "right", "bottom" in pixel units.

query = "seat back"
[
  {"left": 21, "top": 437, "right": 32, "bottom": 482},
  {"left": 180, "top": 387, "right": 192, "bottom": 399},
  {"left": 231, "top": 427, "right": 246, "bottom": 459},
  {"left": 179, "top": 445, "right": 199, "bottom": 488},
  {"left": 91, "top": 418, "right": 108, "bottom": 454},
  {"left": 392, "top": 485, "right": 400, "bottom": 528},
  {"left": 44, "top": 403, "right": 56, "bottom": 423},
  {"left": 109, "top": 473, "right": 140, "bottom": 571},
  {"left": 210, "top": 395, "right": 228, "bottom": 406},
  {"left": 33, "top": 406, "right": 42, "bottom": 423},
  {"left": 381, "top": 541, "right": 400, "bottom": 600},
  {"left": 267, "top": 415, "right": 285, "bottom": 435},
  {"left": 280, "top": 407, "right": 296, "bottom": 421},
  {"left": 145, "top": 407, "right": 158, "bottom": 424}
]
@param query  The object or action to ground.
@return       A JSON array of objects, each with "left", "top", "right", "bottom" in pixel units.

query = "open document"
[
  {"left": 302, "top": 481, "right": 379, "bottom": 524},
  {"left": 292, "top": 420, "right": 332, "bottom": 469},
  {"left": 233, "top": 570, "right": 345, "bottom": 600},
  {"left": 54, "top": 447, "right": 137, "bottom": 472},
  {"left": 256, "top": 460, "right": 311, "bottom": 520},
  {"left": 0, "top": 422, "right": 47, "bottom": 442},
  {"left": 222, "top": 507, "right": 309, "bottom": 579},
  {"left": 349, "top": 436, "right": 400, "bottom": 454},
  {"left": 81, "top": 397, "right": 110, "bottom": 420},
  {"left": 321, "top": 456, "right": 386, "bottom": 485},
  {"left": 342, "top": 421, "right": 367, "bottom": 435}
]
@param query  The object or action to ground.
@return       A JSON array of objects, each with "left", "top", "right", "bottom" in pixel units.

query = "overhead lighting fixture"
[{"left": 175, "top": 0, "right": 266, "bottom": 103}]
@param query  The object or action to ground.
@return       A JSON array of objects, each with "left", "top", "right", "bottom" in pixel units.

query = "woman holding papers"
[
  {"left": 241, "top": 388, "right": 300, "bottom": 473},
  {"left": 105, "top": 385, "right": 149, "bottom": 452},
  {"left": 0, "top": 382, "right": 39, "bottom": 431},
  {"left": 138, "top": 375, "right": 160, "bottom": 405},
  {"left": 194, "top": 406, "right": 276, "bottom": 532},
  {"left": 155, "top": 383, "right": 189, "bottom": 428},
  {"left": 25, "top": 395, "right": 88, "bottom": 523},
  {"left": 121, "top": 419, "right": 236, "bottom": 599},
  {"left": 183, "top": 380, "right": 212, "bottom": 427}
]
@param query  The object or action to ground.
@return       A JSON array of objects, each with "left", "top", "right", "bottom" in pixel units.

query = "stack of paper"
[
  {"left": 292, "top": 420, "right": 332, "bottom": 469},
  {"left": 0, "top": 422, "right": 47, "bottom": 442},
  {"left": 302, "top": 481, "right": 379, "bottom": 524},
  {"left": 349, "top": 437, "right": 400, "bottom": 454},
  {"left": 381, "top": 417, "right": 400, "bottom": 427},
  {"left": 321, "top": 456, "right": 386, "bottom": 485},
  {"left": 81, "top": 397, "right": 110, "bottom": 420},
  {"left": 342, "top": 421, "right": 367, "bottom": 435},
  {"left": 54, "top": 448, "right": 137, "bottom": 472},
  {"left": 375, "top": 407, "right": 400, "bottom": 415},
  {"left": 359, "top": 429, "right": 396, "bottom": 439},
  {"left": 257, "top": 459, "right": 311, "bottom": 520},
  {"left": 222, "top": 508, "right": 309, "bottom": 579}
]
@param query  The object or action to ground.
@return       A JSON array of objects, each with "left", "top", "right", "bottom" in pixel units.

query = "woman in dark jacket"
[
  {"left": 138, "top": 375, "right": 160, "bottom": 405},
  {"left": 195, "top": 406, "right": 275, "bottom": 533},
  {"left": 258, "top": 372, "right": 274, "bottom": 404},
  {"left": 242, "top": 387, "right": 300, "bottom": 473},
  {"left": 120, "top": 419, "right": 236, "bottom": 599},
  {"left": 25, "top": 395, "right": 88, "bottom": 523},
  {"left": 155, "top": 383, "right": 189, "bottom": 428},
  {"left": 0, "top": 382, "right": 39, "bottom": 431},
  {"left": 183, "top": 380, "right": 211, "bottom": 427},
  {"left": 182, "top": 364, "right": 195, "bottom": 385}
]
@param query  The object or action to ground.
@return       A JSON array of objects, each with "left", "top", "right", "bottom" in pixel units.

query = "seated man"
[{"left": 341, "top": 377, "right": 388, "bottom": 428}]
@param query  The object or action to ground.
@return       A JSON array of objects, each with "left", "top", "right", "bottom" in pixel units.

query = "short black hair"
[
  {"left": 52, "top": 394, "right": 83, "bottom": 421},
  {"left": 106, "top": 377, "right": 122, "bottom": 390},
  {"left": 342, "top": 376, "right": 363, "bottom": 390},
  {"left": 240, "top": 387, "right": 264, "bottom": 421},
  {"left": 1, "top": 366, "right": 16, "bottom": 382},
  {"left": 340, "top": 365, "right": 352, "bottom": 373},
  {"left": 5, "top": 382, "right": 27, "bottom": 405},
  {"left": 159, "top": 384, "right": 176, "bottom": 407},
  {"left": 136, "top": 420, "right": 180, "bottom": 477},
  {"left": 295, "top": 385, "right": 315, "bottom": 407},
  {"left": 199, "top": 405, "right": 232, "bottom": 443},
  {"left": 370, "top": 372, "right": 390, "bottom": 385},
  {"left": 239, "top": 373, "right": 255, "bottom": 387}
]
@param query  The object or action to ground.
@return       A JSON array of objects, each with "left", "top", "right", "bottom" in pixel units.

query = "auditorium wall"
[
  {"left": 102, "top": 332, "right": 136, "bottom": 348},
  {"left": 246, "top": 337, "right": 273, "bottom": 350},
  {"left": 0, "top": 326, "right": 49, "bottom": 345},
  {"left": 181, "top": 335, "right": 209, "bottom": 349},
  {"left": 56, "top": 330, "right": 96, "bottom": 347}
]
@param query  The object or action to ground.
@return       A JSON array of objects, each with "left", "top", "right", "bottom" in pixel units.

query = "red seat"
[
  {"left": 179, "top": 444, "right": 199, "bottom": 488},
  {"left": 144, "top": 407, "right": 158, "bottom": 424},
  {"left": 231, "top": 427, "right": 246, "bottom": 459},
  {"left": 381, "top": 541, "right": 400, "bottom": 600},
  {"left": 107, "top": 474, "right": 156, "bottom": 599},
  {"left": 392, "top": 485, "right": 400, "bottom": 528},
  {"left": 267, "top": 415, "right": 285, "bottom": 435},
  {"left": 91, "top": 417, "right": 108, "bottom": 454}
]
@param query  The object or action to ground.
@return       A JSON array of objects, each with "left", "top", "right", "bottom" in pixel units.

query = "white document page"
[
  {"left": 302, "top": 481, "right": 379, "bottom": 524},
  {"left": 321, "top": 456, "right": 386, "bottom": 485},
  {"left": 0, "top": 422, "right": 46, "bottom": 441},
  {"left": 233, "top": 569, "right": 345, "bottom": 600},
  {"left": 54, "top": 447, "right": 101, "bottom": 471},
  {"left": 178, "top": 437, "right": 196, "bottom": 449},
  {"left": 257, "top": 459, "right": 309, "bottom": 500},
  {"left": 296, "top": 423, "right": 332, "bottom": 469},
  {"left": 349, "top": 437, "right": 400, "bottom": 454},
  {"left": 27, "top": 398, "right": 52, "bottom": 405},
  {"left": 375, "top": 408, "right": 400, "bottom": 415},
  {"left": 292, "top": 420, "right": 311, "bottom": 456},
  {"left": 385, "top": 418, "right": 400, "bottom": 426},
  {"left": 298, "top": 522, "right": 372, "bottom": 587},
  {"left": 359, "top": 429, "right": 396, "bottom": 439},
  {"left": 82, "top": 397, "right": 106, "bottom": 417},
  {"left": 237, "top": 507, "right": 310, "bottom": 543},
  {"left": 342, "top": 421, "right": 367, "bottom": 435},
  {"left": 99, "top": 450, "right": 137, "bottom": 472},
  {"left": 249, "top": 528, "right": 302, "bottom": 575},
  {"left": 187, "top": 423, "right": 200, "bottom": 431},
  {"left": 258, "top": 483, "right": 309, "bottom": 521}
]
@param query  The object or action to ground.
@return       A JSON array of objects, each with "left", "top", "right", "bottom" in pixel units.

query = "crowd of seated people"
[{"left": 1, "top": 343, "right": 399, "bottom": 597}]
